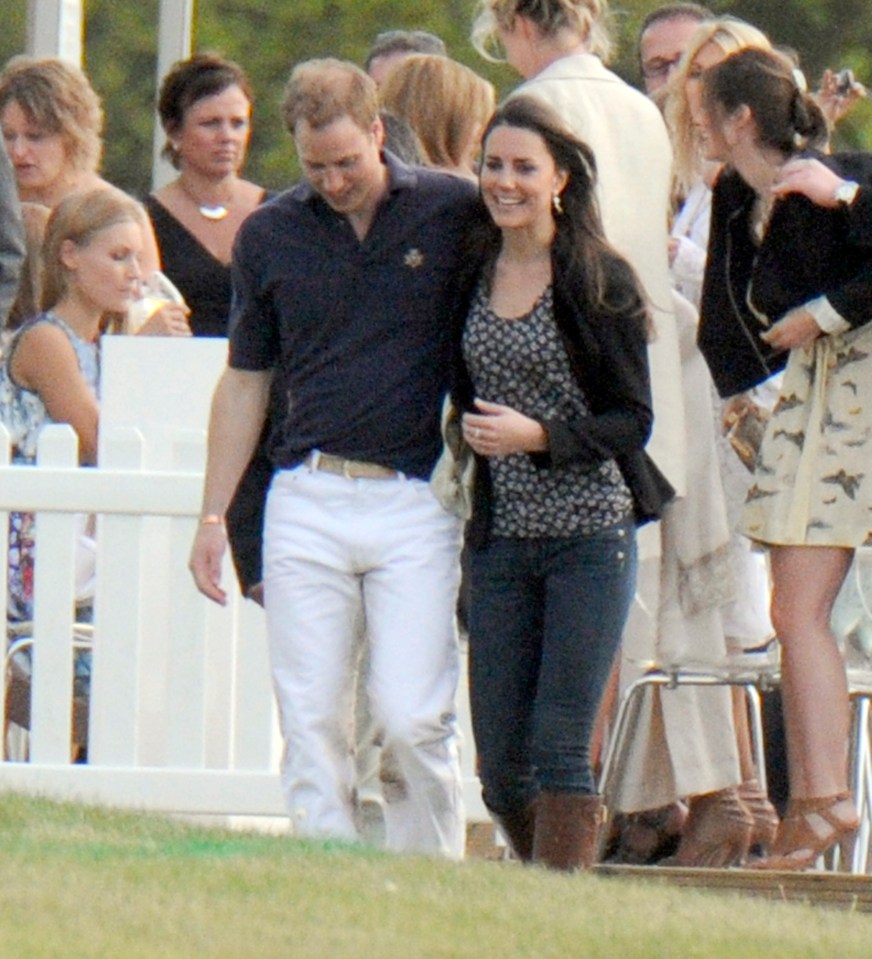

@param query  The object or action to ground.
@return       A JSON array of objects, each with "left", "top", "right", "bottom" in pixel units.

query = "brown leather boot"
[
  {"left": 491, "top": 803, "right": 536, "bottom": 862},
  {"left": 532, "top": 792, "right": 605, "bottom": 872}
]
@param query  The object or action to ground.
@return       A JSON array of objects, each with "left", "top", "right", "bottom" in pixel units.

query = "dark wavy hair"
[
  {"left": 471, "top": 95, "right": 648, "bottom": 324},
  {"left": 702, "top": 47, "right": 828, "bottom": 154}
]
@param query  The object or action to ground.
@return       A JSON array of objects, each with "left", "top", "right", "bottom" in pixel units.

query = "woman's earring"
[{"left": 552, "top": 192, "right": 564, "bottom": 215}]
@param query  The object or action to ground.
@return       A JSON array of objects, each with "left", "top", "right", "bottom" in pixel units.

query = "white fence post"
[
  {"left": 88, "top": 428, "right": 146, "bottom": 766},
  {"left": 29, "top": 426, "right": 79, "bottom": 764}
]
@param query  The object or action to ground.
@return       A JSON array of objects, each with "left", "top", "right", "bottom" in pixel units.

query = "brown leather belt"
[{"left": 304, "top": 451, "right": 399, "bottom": 480}]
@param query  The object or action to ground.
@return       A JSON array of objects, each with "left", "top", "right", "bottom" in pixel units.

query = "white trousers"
[{"left": 263, "top": 464, "right": 465, "bottom": 857}]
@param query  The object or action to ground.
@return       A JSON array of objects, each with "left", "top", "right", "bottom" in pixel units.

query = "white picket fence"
[{"left": 0, "top": 339, "right": 486, "bottom": 825}]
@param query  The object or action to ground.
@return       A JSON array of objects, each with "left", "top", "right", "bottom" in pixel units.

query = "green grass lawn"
[{"left": 1, "top": 793, "right": 869, "bottom": 959}]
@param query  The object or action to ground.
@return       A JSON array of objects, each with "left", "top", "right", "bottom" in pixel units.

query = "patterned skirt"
[{"left": 742, "top": 322, "right": 872, "bottom": 548}]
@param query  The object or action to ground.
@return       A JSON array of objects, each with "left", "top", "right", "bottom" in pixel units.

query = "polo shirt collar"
[{"left": 383, "top": 149, "right": 418, "bottom": 193}]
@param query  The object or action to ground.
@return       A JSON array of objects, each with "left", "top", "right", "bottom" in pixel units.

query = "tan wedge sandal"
[{"left": 750, "top": 792, "right": 860, "bottom": 871}]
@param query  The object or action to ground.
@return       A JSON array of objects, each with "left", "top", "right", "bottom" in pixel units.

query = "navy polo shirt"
[{"left": 229, "top": 153, "right": 477, "bottom": 479}]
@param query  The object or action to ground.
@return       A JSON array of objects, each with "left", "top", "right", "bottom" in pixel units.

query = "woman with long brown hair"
[
  {"left": 455, "top": 96, "right": 672, "bottom": 871},
  {"left": 697, "top": 47, "right": 872, "bottom": 869}
]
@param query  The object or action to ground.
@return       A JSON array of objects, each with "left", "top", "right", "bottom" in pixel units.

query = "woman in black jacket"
[
  {"left": 453, "top": 96, "right": 672, "bottom": 871},
  {"left": 697, "top": 47, "right": 872, "bottom": 870}
]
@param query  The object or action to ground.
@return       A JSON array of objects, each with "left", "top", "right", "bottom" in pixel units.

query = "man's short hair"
[
  {"left": 282, "top": 58, "right": 379, "bottom": 134},
  {"left": 364, "top": 29, "right": 447, "bottom": 71},
  {"left": 640, "top": 3, "right": 712, "bottom": 36}
]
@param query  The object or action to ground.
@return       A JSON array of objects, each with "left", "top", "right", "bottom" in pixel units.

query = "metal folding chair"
[
  {"left": 597, "top": 649, "right": 781, "bottom": 810},
  {"left": 3, "top": 621, "right": 94, "bottom": 760}
]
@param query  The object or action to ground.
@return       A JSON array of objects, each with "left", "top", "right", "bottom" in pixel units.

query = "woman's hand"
[
  {"left": 722, "top": 392, "right": 770, "bottom": 437},
  {"left": 760, "top": 307, "right": 822, "bottom": 352},
  {"left": 813, "top": 68, "right": 867, "bottom": 131},
  {"left": 722, "top": 393, "right": 756, "bottom": 434},
  {"left": 136, "top": 302, "right": 192, "bottom": 337},
  {"left": 462, "top": 398, "right": 548, "bottom": 457},
  {"left": 772, "top": 158, "right": 848, "bottom": 208}
]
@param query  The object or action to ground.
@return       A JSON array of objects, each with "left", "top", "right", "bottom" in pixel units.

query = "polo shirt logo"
[{"left": 404, "top": 248, "right": 425, "bottom": 269}]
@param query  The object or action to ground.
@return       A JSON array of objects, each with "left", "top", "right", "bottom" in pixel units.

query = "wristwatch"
[{"left": 833, "top": 180, "right": 860, "bottom": 206}]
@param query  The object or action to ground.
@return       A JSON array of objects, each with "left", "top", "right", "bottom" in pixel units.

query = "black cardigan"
[
  {"left": 699, "top": 152, "right": 872, "bottom": 398},
  {"left": 452, "top": 246, "right": 674, "bottom": 549}
]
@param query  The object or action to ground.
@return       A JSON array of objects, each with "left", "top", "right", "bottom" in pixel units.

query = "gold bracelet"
[{"left": 199, "top": 514, "right": 225, "bottom": 527}]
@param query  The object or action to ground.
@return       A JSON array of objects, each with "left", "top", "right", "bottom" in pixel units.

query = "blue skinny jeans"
[{"left": 467, "top": 519, "right": 637, "bottom": 818}]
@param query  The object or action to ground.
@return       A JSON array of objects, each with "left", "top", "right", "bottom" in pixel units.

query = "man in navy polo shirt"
[{"left": 189, "top": 58, "right": 477, "bottom": 857}]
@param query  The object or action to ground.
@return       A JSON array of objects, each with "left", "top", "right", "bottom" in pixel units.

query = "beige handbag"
[
  {"left": 429, "top": 395, "right": 476, "bottom": 519},
  {"left": 725, "top": 403, "right": 770, "bottom": 471}
]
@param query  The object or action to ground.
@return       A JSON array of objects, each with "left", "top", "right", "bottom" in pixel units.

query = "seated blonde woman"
[
  {"left": 0, "top": 187, "right": 146, "bottom": 620},
  {"left": 379, "top": 54, "right": 495, "bottom": 180}
]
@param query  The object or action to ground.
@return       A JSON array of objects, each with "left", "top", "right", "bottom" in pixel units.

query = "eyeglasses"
[{"left": 641, "top": 53, "right": 685, "bottom": 80}]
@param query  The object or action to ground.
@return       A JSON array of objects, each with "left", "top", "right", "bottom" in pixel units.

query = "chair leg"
[
  {"left": 740, "top": 683, "right": 768, "bottom": 795},
  {"left": 847, "top": 694, "right": 871, "bottom": 874},
  {"left": 597, "top": 674, "right": 662, "bottom": 801},
  {"left": 862, "top": 702, "right": 872, "bottom": 875}
]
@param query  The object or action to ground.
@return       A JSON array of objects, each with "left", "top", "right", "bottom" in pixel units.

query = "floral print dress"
[{"left": 0, "top": 313, "right": 99, "bottom": 621}]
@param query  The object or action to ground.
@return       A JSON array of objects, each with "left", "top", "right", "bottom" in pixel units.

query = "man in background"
[
  {"left": 365, "top": 28, "right": 447, "bottom": 86},
  {"left": 638, "top": 3, "right": 711, "bottom": 101}
]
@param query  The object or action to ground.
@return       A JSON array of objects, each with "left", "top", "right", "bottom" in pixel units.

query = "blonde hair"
[
  {"left": 41, "top": 188, "right": 144, "bottom": 314},
  {"left": 7, "top": 201, "right": 51, "bottom": 330},
  {"left": 472, "top": 0, "right": 614, "bottom": 64},
  {"left": 664, "top": 17, "right": 771, "bottom": 194},
  {"left": 379, "top": 56, "right": 495, "bottom": 170},
  {"left": 0, "top": 56, "right": 104, "bottom": 173}
]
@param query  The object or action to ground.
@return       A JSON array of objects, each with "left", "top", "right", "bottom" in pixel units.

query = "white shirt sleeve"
[{"left": 803, "top": 294, "right": 851, "bottom": 335}]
